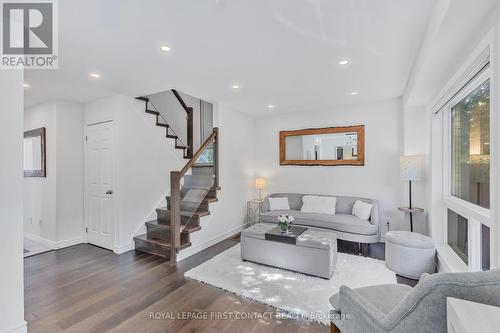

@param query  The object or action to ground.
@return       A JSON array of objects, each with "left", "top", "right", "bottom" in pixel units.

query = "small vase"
[{"left": 280, "top": 224, "right": 289, "bottom": 233}]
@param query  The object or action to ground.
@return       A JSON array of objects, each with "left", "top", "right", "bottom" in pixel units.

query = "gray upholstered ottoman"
[
  {"left": 385, "top": 231, "right": 436, "bottom": 279},
  {"left": 241, "top": 223, "right": 337, "bottom": 279}
]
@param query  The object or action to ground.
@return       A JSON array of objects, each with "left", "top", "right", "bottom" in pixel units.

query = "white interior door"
[{"left": 85, "top": 121, "right": 115, "bottom": 250}]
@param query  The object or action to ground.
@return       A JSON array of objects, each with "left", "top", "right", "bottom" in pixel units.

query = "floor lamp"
[{"left": 400, "top": 155, "right": 423, "bottom": 232}]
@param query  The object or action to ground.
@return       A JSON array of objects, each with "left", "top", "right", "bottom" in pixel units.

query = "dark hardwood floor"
[{"left": 24, "top": 238, "right": 417, "bottom": 333}]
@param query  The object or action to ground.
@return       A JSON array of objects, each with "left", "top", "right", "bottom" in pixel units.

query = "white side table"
[
  {"left": 447, "top": 297, "right": 500, "bottom": 333},
  {"left": 247, "top": 199, "right": 263, "bottom": 225}
]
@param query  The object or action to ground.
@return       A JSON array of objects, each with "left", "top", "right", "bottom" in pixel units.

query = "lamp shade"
[
  {"left": 400, "top": 155, "right": 423, "bottom": 181},
  {"left": 255, "top": 177, "right": 266, "bottom": 190}
]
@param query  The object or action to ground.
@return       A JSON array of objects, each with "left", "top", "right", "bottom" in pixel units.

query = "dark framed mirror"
[{"left": 24, "top": 127, "right": 46, "bottom": 177}]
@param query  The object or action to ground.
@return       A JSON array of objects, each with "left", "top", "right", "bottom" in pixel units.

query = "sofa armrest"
[
  {"left": 369, "top": 200, "right": 380, "bottom": 226},
  {"left": 260, "top": 196, "right": 270, "bottom": 213},
  {"left": 332, "top": 286, "right": 387, "bottom": 332}
]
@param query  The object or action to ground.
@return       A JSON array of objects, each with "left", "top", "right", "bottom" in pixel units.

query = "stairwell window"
[{"left": 450, "top": 79, "right": 490, "bottom": 209}]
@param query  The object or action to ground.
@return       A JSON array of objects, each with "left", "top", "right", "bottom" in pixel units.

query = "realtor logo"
[{"left": 1, "top": 0, "right": 58, "bottom": 69}]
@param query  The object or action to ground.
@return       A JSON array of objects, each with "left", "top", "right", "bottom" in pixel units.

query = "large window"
[
  {"left": 441, "top": 62, "right": 492, "bottom": 271},
  {"left": 450, "top": 79, "right": 490, "bottom": 208}
]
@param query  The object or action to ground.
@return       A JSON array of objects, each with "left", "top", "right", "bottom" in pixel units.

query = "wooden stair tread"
[
  {"left": 166, "top": 134, "right": 178, "bottom": 139},
  {"left": 156, "top": 122, "right": 169, "bottom": 128},
  {"left": 146, "top": 220, "right": 201, "bottom": 233},
  {"left": 175, "top": 145, "right": 187, "bottom": 149},
  {"left": 136, "top": 96, "right": 150, "bottom": 102},
  {"left": 145, "top": 109, "right": 159, "bottom": 116},
  {"left": 134, "top": 234, "right": 191, "bottom": 250}
]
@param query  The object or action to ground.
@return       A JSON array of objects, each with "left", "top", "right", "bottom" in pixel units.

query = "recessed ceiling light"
[
  {"left": 267, "top": 105, "right": 275, "bottom": 109},
  {"left": 231, "top": 83, "right": 241, "bottom": 90},
  {"left": 89, "top": 73, "right": 101, "bottom": 79},
  {"left": 160, "top": 45, "right": 171, "bottom": 52},
  {"left": 23, "top": 83, "right": 30, "bottom": 88},
  {"left": 339, "top": 59, "right": 350, "bottom": 66},
  {"left": 351, "top": 91, "right": 359, "bottom": 95}
]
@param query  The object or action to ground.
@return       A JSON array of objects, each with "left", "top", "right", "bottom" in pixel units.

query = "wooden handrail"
[
  {"left": 180, "top": 128, "right": 218, "bottom": 176},
  {"left": 171, "top": 89, "right": 190, "bottom": 114},
  {"left": 171, "top": 89, "right": 194, "bottom": 157}
]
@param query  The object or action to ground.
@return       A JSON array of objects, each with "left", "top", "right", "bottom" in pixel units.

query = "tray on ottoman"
[{"left": 264, "top": 226, "right": 307, "bottom": 244}]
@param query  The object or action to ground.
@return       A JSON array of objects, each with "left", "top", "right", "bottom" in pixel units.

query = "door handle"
[{"left": 106, "top": 190, "right": 114, "bottom": 195}]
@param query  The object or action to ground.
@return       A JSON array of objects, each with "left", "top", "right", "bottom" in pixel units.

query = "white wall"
[
  {"left": 253, "top": 99, "right": 406, "bottom": 233},
  {"left": 23, "top": 100, "right": 84, "bottom": 247},
  {"left": 178, "top": 103, "right": 256, "bottom": 260},
  {"left": 24, "top": 101, "right": 57, "bottom": 241},
  {"left": 402, "top": 105, "right": 432, "bottom": 235},
  {"left": 0, "top": 70, "right": 27, "bottom": 333},
  {"left": 55, "top": 101, "right": 84, "bottom": 244},
  {"left": 84, "top": 95, "right": 186, "bottom": 252}
]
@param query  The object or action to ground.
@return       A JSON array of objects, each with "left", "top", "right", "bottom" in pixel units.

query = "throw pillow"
[
  {"left": 352, "top": 200, "right": 373, "bottom": 221},
  {"left": 268, "top": 197, "right": 290, "bottom": 211},
  {"left": 300, "top": 195, "right": 336, "bottom": 215}
]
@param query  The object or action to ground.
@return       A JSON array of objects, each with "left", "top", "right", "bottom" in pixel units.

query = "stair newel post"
[
  {"left": 170, "top": 171, "right": 182, "bottom": 263},
  {"left": 214, "top": 127, "right": 219, "bottom": 189},
  {"left": 187, "top": 107, "right": 194, "bottom": 158}
]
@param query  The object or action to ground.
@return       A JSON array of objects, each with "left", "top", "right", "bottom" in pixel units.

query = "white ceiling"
[
  {"left": 404, "top": 0, "right": 500, "bottom": 107},
  {"left": 25, "top": 0, "right": 435, "bottom": 114}
]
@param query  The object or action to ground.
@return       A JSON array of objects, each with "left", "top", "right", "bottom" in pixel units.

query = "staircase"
[
  {"left": 133, "top": 93, "right": 220, "bottom": 261},
  {"left": 135, "top": 96, "right": 191, "bottom": 159}
]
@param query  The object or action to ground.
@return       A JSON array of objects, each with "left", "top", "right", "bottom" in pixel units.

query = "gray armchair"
[{"left": 330, "top": 269, "right": 500, "bottom": 333}]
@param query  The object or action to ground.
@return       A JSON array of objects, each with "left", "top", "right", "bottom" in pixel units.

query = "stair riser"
[
  {"left": 183, "top": 175, "right": 214, "bottom": 188},
  {"left": 146, "top": 224, "right": 189, "bottom": 244},
  {"left": 180, "top": 187, "right": 217, "bottom": 199},
  {"left": 134, "top": 238, "right": 170, "bottom": 258},
  {"left": 166, "top": 198, "right": 208, "bottom": 212},
  {"left": 191, "top": 167, "right": 214, "bottom": 176},
  {"left": 156, "top": 210, "right": 200, "bottom": 227}
]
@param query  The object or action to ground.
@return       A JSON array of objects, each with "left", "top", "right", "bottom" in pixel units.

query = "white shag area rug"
[{"left": 185, "top": 244, "right": 396, "bottom": 325}]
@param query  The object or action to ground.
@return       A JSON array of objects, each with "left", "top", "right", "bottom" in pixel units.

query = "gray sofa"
[
  {"left": 330, "top": 269, "right": 500, "bottom": 333},
  {"left": 261, "top": 193, "right": 380, "bottom": 244}
]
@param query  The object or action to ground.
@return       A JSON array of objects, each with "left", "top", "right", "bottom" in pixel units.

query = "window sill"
[{"left": 436, "top": 244, "right": 469, "bottom": 273}]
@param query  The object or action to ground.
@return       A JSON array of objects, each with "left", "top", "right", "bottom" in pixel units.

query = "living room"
[{"left": 1, "top": 1, "right": 500, "bottom": 333}]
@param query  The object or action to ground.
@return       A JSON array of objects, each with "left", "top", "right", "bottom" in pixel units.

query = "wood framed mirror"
[
  {"left": 24, "top": 127, "right": 46, "bottom": 177},
  {"left": 279, "top": 125, "right": 365, "bottom": 166}
]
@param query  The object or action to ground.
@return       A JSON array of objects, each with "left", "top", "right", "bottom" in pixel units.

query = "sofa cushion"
[
  {"left": 268, "top": 197, "right": 290, "bottom": 211},
  {"left": 329, "top": 284, "right": 412, "bottom": 314},
  {"left": 301, "top": 195, "right": 336, "bottom": 215},
  {"left": 260, "top": 210, "right": 378, "bottom": 235},
  {"left": 352, "top": 200, "right": 373, "bottom": 222}
]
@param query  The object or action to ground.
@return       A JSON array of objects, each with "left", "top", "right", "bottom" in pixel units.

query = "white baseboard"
[
  {"left": 55, "top": 237, "right": 85, "bottom": 249},
  {"left": 114, "top": 242, "right": 135, "bottom": 254},
  {"left": 177, "top": 224, "right": 246, "bottom": 262},
  {"left": 24, "top": 232, "right": 84, "bottom": 250},
  {"left": 3, "top": 321, "right": 27, "bottom": 333}
]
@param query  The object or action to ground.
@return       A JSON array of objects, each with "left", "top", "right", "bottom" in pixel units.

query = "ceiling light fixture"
[
  {"left": 231, "top": 83, "right": 241, "bottom": 90},
  {"left": 339, "top": 59, "right": 350, "bottom": 66},
  {"left": 351, "top": 91, "right": 359, "bottom": 95},
  {"left": 160, "top": 45, "right": 171, "bottom": 52},
  {"left": 267, "top": 105, "right": 275, "bottom": 109},
  {"left": 89, "top": 73, "right": 101, "bottom": 79},
  {"left": 23, "top": 83, "right": 30, "bottom": 88}
]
